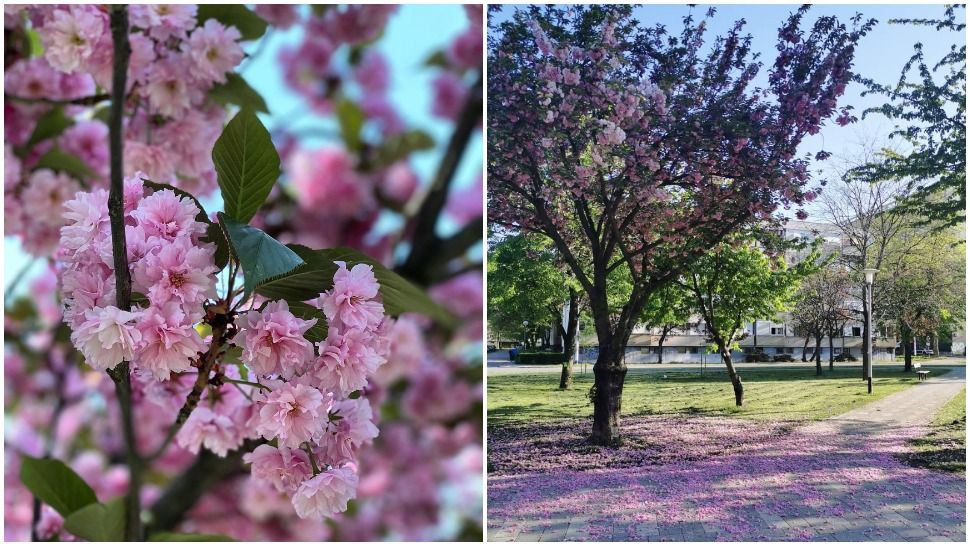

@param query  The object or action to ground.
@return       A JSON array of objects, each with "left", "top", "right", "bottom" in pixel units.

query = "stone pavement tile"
[
  {"left": 898, "top": 527, "right": 933, "bottom": 540},
  {"left": 540, "top": 522, "right": 570, "bottom": 542},
  {"left": 515, "top": 524, "right": 548, "bottom": 543},
  {"left": 563, "top": 519, "right": 591, "bottom": 542},
  {"left": 490, "top": 526, "right": 519, "bottom": 542}
]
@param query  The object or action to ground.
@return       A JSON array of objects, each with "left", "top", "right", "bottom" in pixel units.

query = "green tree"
[
  {"left": 488, "top": 233, "right": 564, "bottom": 347},
  {"left": 851, "top": 5, "right": 966, "bottom": 228},
  {"left": 878, "top": 225, "right": 966, "bottom": 370},
  {"left": 680, "top": 238, "right": 815, "bottom": 405},
  {"left": 638, "top": 283, "right": 693, "bottom": 364}
]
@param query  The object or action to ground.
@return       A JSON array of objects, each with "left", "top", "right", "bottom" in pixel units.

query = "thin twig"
[
  {"left": 223, "top": 377, "right": 271, "bottom": 391},
  {"left": 4, "top": 93, "right": 110, "bottom": 106},
  {"left": 4, "top": 257, "right": 37, "bottom": 301}
]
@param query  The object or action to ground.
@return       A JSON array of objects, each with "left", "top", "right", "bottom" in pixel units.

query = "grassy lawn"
[
  {"left": 906, "top": 388, "right": 966, "bottom": 473},
  {"left": 488, "top": 366, "right": 953, "bottom": 427}
]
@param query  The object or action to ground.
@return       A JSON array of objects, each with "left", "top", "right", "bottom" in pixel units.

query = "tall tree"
[
  {"left": 878, "top": 225, "right": 966, "bottom": 371},
  {"left": 681, "top": 237, "right": 814, "bottom": 405},
  {"left": 488, "top": 4, "right": 872, "bottom": 444},
  {"left": 791, "top": 266, "right": 853, "bottom": 374},
  {"left": 851, "top": 5, "right": 966, "bottom": 228}
]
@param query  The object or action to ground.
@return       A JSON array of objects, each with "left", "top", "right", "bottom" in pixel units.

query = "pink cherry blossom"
[
  {"left": 287, "top": 147, "right": 374, "bottom": 218},
  {"left": 39, "top": 5, "right": 105, "bottom": 73},
  {"left": 292, "top": 463, "right": 359, "bottom": 519},
  {"left": 133, "top": 238, "right": 217, "bottom": 306},
  {"left": 243, "top": 444, "right": 313, "bottom": 494},
  {"left": 70, "top": 305, "right": 141, "bottom": 371},
  {"left": 235, "top": 300, "right": 317, "bottom": 378},
  {"left": 184, "top": 19, "right": 243, "bottom": 85},
  {"left": 431, "top": 72, "right": 467, "bottom": 121},
  {"left": 355, "top": 50, "right": 390, "bottom": 95},
  {"left": 318, "top": 262, "right": 384, "bottom": 330},
  {"left": 313, "top": 328, "right": 385, "bottom": 397},
  {"left": 177, "top": 406, "right": 240, "bottom": 457},
  {"left": 320, "top": 398, "right": 379, "bottom": 464},
  {"left": 130, "top": 188, "right": 206, "bottom": 242},
  {"left": 133, "top": 301, "right": 204, "bottom": 381},
  {"left": 254, "top": 382, "right": 332, "bottom": 449},
  {"left": 254, "top": 4, "right": 300, "bottom": 30},
  {"left": 124, "top": 141, "right": 176, "bottom": 183},
  {"left": 129, "top": 4, "right": 197, "bottom": 41}
]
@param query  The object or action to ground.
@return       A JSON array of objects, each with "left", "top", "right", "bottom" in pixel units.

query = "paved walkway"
[{"left": 487, "top": 367, "right": 966, "bottom": 542}]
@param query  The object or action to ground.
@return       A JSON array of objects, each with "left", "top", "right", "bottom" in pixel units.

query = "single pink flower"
[
  {"left": 243, "top": 444, "right": 313, "bottom": 494},
  {"left": 318, "top": 261, "right": 384, "bottom": 330},
  {"left": 291, "top": 463, "right": 359, "bottom": 519},
  {"left": 133, "top": 301, "right": 204, "bottom": 381},
  {"left": 254, "top": 382, "right": 331, "bottom": 448},
  {"left": 70, "top": 305, "right": 141, "bottom": 371},
  {"left": 235, "top": 300, "right": 317, "bottom": 378}
]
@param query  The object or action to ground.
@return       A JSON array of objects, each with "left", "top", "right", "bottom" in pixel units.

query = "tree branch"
[
  {"left": 398, "top": 75, "right": 482, "bottom": 284},
  {"left": 4, "top": 93, "right": 110, "bottom": 106},
  {"left": 103, "top": 6, "right": 141, "bottom": 540}
]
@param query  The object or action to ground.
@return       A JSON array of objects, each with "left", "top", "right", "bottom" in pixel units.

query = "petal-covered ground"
[{"left": 488, "top": 414, "right": 966, "bottom": 541}]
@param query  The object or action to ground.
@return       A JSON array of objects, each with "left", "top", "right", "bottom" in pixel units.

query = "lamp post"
[
  {"left": 522, "top": 320, "right": 529, "bottom": 350},
  {"left": 863, "top": 268, "right": 879, "bottom": 394}
]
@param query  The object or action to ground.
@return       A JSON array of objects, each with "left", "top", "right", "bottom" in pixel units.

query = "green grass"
[
  {"left": 487, "top": 366, "right": 953, "bottom": 427},
  {"left": 907, "top": 388, "right": 966, "bottom": 473}
]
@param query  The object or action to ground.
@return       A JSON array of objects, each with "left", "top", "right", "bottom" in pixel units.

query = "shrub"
[{"left": 515, "top": 352, "right": 568, "bottom": 364}]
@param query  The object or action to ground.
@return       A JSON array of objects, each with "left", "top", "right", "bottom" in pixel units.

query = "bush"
[
  {"left": 772, "top": 354, "right": 795, "bottom": 362},
  {"left": 514, "top": 352, "right": 568, "bottom": 364},
  {"left": 834, "top": 352, "right": 858, "bottom": 362},
  {"left": 745, "top": 351, "right": 771, "bottom": 362}
]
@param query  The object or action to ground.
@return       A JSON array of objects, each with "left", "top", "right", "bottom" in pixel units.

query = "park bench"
[{"left": 916, "top": 370, "right": 930, "bottom": 381}]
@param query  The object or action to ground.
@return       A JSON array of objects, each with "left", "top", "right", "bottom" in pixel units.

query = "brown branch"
[
  {"left": 102, "top": 5, "right": 141, "bottom": 541},
  {"left": 397, "top": 75, "right": 482, "bottom": 284},
  {"left": 4, "top": 93, "right": 110, "bottom": 106}
]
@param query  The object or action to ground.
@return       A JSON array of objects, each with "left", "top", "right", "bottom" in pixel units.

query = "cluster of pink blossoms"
[
  {"left": 56, "top": 175, "right": 392, "bottom": 520},
  {"left": 239, "top": 263, "right": 390, "bottom": 519},
  {"left": 4, "top": 4, "right": 245, "bottom": 255},
  {"left": 58, "top": 175, "right": 216, "bottom": 379}
]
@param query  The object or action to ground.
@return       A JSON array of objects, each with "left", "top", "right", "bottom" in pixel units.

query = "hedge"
[{"left": 514, "top": 352, "right": 568, "bottom": 364}]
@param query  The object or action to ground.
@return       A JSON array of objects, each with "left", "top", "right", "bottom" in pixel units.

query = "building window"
[
  {"left": 770, "top": 327, "right": 785, "bottom": 335},
  {"left": 851, "top": 326, "right": 862, "bottom": 337},
  {"left": 687, "top": 347, "right": 698, "bottom": 354}
]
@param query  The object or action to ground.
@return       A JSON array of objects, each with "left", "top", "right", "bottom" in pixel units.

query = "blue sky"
[
  {"left": 5, "top": 5, "right": 483, "bottom": 296},
  {"left": 491, "top": 3, "right": 965, "bottom": 219}
]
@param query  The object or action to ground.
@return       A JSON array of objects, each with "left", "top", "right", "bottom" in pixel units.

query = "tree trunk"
[
  {"left": 932, "top": 332, "right": 940, "bottom": 357},
  {"left": 657, "top": 327, "right": 668, "bottom": 364},
  {"left": 558, "top": 289, "right": 579, "bottom": 390},
  {"left": 719, "top": 345, "right": 744, "bottom": 406},
  {"left": 902, "top": 326, "right": 913, "bottom": 372},
  {"left": 815, "top": 336, "right": 823, "bottom": 376},
  {"left": 801, "top": 336, "right": 811, "bottom": 362},
  {"left": 590, "top": 345, "right": 627, "bottom": 446}
]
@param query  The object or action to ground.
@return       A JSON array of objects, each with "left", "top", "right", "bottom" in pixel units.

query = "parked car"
[
  {"left": 487, "top": 344, "right": 497, "bottom": 352},
  {"left": 772, "top": 354, "right": 794, "bottom": 362},
  {"left": 833, "top": 352, "right": 858, "bottom": 362},
  {"left": 916, "top": 348, "right": 934, "bottom": 356}
]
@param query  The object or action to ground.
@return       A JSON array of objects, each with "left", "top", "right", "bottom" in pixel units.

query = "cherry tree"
[
  {"left": 5, "top": 4, "right": 482, "bottom": 541},
  {"left": 488, "top": 5, "right": 873, "bottom": 444}
]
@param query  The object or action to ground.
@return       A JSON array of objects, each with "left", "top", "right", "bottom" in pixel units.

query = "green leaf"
[
  {"left": 142, "top": 179, "right": 230, "bottom": 269},
  {"left": 220, "top": 214, "right": 305, "bottom": 299},
  {"left": 255, "top": 245, "right": 454, "bottom": 327},
  {"left": 212, "top": 109, "right": 280, "bottom": 223},
  {"left": 33, "top": 148, "right": 96, "bottom": 181},
  {"left": 372, "top": 130, "right": 435, "bottom": 168},
  {"left": 26, "top": 28, "right": 44, "bottom": 57},
  {"left": 21, "top": 107, "right": 73, "bottom": 154},
  {"left": 19, "top": 457, "right": 98, "bottom": 518},
  {"left": 286, "top": 301, "right": 329, "bottom": 343},
  {"left": 149, "top": 532, "right": 237, "bottom": 541},
  {"left": 197, "top": 5, "right": 267, "bottom": 41},
  {"left": 424, "top": 50, "right": 449, "bottom": 68},
  {"left": 63, "top": 497, "right": 126, "bottom": 542},
  {"left": 209, "top": 72, "right": 269, "bottom": 114},
  {"left": 335, "top": 98, "right": 366, "bottom": 153}
]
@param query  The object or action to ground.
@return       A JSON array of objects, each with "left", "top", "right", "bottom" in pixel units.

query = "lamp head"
[{"left": 862, "top": 268, "right": 879, "bottom": 284}]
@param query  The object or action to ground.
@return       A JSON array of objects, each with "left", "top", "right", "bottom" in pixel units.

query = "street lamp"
[
  {"left": 522, "top": 320, "right": 529, "bottom": 349},
  {"left": 863, "top": 268, "right": 879, "bottom": 394}
]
